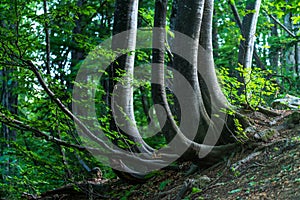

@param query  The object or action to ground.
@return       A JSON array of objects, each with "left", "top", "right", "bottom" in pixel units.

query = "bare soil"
[{"left": 37, "top": 110, "right": 300, "bottom": 200}]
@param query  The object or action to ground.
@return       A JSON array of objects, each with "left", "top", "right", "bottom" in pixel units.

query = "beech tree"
[
  {"left": 0, "top": 0, "right": 246, "bottom": 181},
  {"left": 237, "top": 0, "right": 261, "bottom": 94},
  {"left": 3, "top": 0, "right": 298, "bottom": 194},
  {"left": 82, "top": 0, "right": 246, "bottom": 179}
]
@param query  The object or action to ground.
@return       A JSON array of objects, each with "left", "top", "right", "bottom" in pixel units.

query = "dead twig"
[{"left": 175, "top": 179, "right": 194, "bottom": 200}]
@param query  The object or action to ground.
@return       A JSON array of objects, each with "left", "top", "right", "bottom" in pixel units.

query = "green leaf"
[{"left": 228, "top": 188, "right": 242, "bottom": 194}]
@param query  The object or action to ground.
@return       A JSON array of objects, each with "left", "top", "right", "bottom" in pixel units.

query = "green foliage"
[
  {"left": 233, "top": 118, "right": 248, "bottom": 143},
  {"left": 230, "top": 166, "right": 241, "bottom": 177},
  {"left": 228, "top": 188, "right": 242, "bottom": 194},
  {"left": 0, "top": 0, "right": 300, "bottom": 198},
  {"left": 159, "top": 179, "right": 172, "bottom": 190},
  {"left": 218, "top": 66, "right": 280, "bottom": 108},
  {"left": 191, "top": 187, "right": 202, "bottom": 194},
  {"left": 138, "top": 8, "right": 154, "bottom": 26}
]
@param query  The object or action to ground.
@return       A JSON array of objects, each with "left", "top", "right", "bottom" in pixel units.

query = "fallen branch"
[
  {"left": 257, "top": 106, "right": 281, "bottom": 117},
  {"left": 175, "top": 179, "right": 194, "bottom": 200},
  {"left": 154, "top": 185, "right": 181, "bottom": 199},
  {"left": 231, "top": 151, "right": 262, "bottom": 171}
]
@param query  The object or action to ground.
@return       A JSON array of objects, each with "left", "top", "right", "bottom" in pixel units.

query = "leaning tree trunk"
[{"left": 228, "top": 0, "right": 265, "bottom": 70}]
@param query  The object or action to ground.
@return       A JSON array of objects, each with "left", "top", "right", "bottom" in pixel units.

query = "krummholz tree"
[
  {"left": 102, "top": 0, "right": 246, "bottom": 178},
  {"left": 0, "top": 0, "right": 252, "bottom": 184}
]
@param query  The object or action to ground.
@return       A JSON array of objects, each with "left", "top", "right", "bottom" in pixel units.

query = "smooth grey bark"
[
  {"left": 151, "top": 0, "right": 167, "bottom": 123},
  {"left": 212, "top": 8, "right": 219, "bottom": 58},
  {"left": 282, "top": 11, "right": 300, "bottom": 89},
  {"left": 283, "top": 13, "right": 295, "bottom": 74},
  {"left": 270, "top": 23, "right": 279, "bottom": 74},
  {"left": 198, "top": 0, "right": 234, "bottom": 144},
  {"left": 238, "top": 0, "right": 261, "bottom": 69},
  {"left": 199, "top": 1, "right": 227, "bottom": 102},
  {"left": 283, "top": 12, "right": 300, "bottom": 85},
  {"left": 152, "top": 0, "right": 176, "bottom": 143},
  {"left": 110, "top": 0, "right": 152, "bottom": 153},
  {"left": 237, "top": 0, "right": 261, "bottom": 93},
  {"left": 151, "top": 0, "right": 239, "bottom": 163},
  {"left": 295, "top": 43, "right": 300, "bottom": 84},
  {"left": 172, "top": 0, "right": 210, "bottom": 141},
  {"left": 228, "top": 0, "right": 265, "bottom": 70},
  {"left": 267, "top": 10, "right": 299, "bottom": 88}
]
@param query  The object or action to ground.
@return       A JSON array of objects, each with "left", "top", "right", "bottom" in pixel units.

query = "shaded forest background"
[{"left": 0, "top": 0, "right": 300, "bottom": 199}]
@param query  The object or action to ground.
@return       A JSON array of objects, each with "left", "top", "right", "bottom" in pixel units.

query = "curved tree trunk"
[
  {"left": 151, "top": 0, "right": 239, "bottom": 165},
  {"left": 198, "top": 0, "right": 237, "bottom": 145},
  {"left": 110, "top": 0, "right": 152, "bottom": 153},
  {"left": 172, "top": 0, "right": 210, "bottom": 143}
]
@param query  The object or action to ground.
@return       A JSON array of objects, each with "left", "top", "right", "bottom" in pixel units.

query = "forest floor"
[{"left": 37, "top": 109, "right": 300, "bottom": 200}]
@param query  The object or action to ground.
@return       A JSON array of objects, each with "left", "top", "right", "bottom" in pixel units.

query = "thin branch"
[
  {"left": 0, "top": 111, "right": 87, "bottom": 151},
  {"left": 263, "top": 9, "right": 296, "bottom": 38},
  {"left": 82, "top": 0, "right": 108, "bottom": 30},
  {"left": 228, "top": 0, "right": 243, "bottom": 31},
  {"left": 175, "top": 179, "right": 194, "bottom": 200},
  {"left": 0, "top": 110, "right": 172, "bottom": 170},
  {"left": 23, "top": 60, "right": 113, "bottom": 151},
  {"left": 56, "top": 109, "right": 73, "bottom": 179}
]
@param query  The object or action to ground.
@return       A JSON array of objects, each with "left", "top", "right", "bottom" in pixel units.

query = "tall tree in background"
[
  {"left": 237, "top": 0, "right": 261, "bottom": 94},
  {"left": 68, "top": 0, "right": 86, "bottom": 91},
  {"left": 0, "top": 4, "right": 18, "bottom": 183}
]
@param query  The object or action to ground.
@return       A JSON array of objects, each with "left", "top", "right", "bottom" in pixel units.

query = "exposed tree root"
[
  {"left": 231, "top": 151, "right": 262, "bottom": 171},
  {"left": 257, "top": 106, "right": 281, "bottom": 117},
  {"left": 175, "top": 179, "right": 194, "bottom": 200}
]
